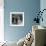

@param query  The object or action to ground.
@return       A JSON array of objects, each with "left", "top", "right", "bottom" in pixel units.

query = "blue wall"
[{"left": 4, "top": 0, "right": 40, "bottom": 42}]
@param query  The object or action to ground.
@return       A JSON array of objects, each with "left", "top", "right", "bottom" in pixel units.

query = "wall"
[
  {"left": 4, "top": 0, "right": 40, "bottom": 42},
  {"left": 40, "top": 0, "right": 46, "bottom": 26}
]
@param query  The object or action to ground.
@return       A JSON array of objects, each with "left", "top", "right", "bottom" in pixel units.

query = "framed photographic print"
[{"left": 10, "top": 12, "right": 24, "bottom": 26}]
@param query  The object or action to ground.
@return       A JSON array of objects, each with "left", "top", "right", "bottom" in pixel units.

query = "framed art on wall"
[{"left": 10, "top": 12, "right": 24, "bottom": 26}]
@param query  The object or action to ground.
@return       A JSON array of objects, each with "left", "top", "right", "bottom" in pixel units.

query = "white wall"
[
  {"left": 40, "top": 0, "right": 46, "bottom": 26},
  {"left": 40, "top": 0, "right": 46, "bottom": 9}
]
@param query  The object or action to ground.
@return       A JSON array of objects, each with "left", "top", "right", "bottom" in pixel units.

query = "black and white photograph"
[{"left": 10, "top": 12, "right": 24, "bottom": 26}]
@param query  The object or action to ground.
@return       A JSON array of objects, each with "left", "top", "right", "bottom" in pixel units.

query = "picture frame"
[{"left": 10, "top": 12, "right": 24, "bottom": 26}]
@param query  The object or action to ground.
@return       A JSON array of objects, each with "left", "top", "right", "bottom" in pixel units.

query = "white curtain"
[{"left": 0, "top": 0, "right": 4, "bottom": 42}]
